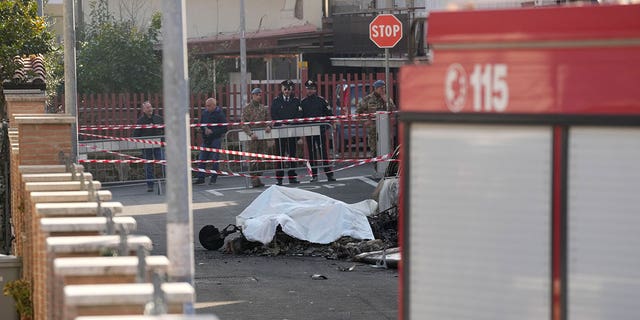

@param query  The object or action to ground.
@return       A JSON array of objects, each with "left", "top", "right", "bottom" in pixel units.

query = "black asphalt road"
[{"left": 106, "top": 165, "right": 399, "bottom": 320}]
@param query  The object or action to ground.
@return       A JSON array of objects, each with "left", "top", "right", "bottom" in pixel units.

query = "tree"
[
  {"left": 0, "top": 0, "right": 54, "bottom": 115},
  {"left": 76, "top": 0, "right": 161, "bottom": 93},
  {"left": 188, "top": 54, "right": 228, "bottom": 94},
  {"left": 43, "top": 44, "right": 64, "bottom": 112},
  {"left": 0, "top": 0, "right": 53, "bottom": 81}
]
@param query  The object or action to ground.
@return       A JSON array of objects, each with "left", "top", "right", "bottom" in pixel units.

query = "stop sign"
[{"left": 369, "top": 14, "right": 403, "bottom": 48}]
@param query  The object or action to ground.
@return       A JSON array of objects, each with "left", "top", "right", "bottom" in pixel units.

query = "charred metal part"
[{"left": 199, "top": 224, "right": 240, "bottom": 251}]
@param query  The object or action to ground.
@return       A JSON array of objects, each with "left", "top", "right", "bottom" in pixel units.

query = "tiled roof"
[
  {"left": 3, "top": 54, "right": 46, "bottom": 90},
  {"left": 188, "top": 24, "right": 331, "bottom": 56},
  {"left": 189, "top": 24, "right": 319, "bottom": 43}
]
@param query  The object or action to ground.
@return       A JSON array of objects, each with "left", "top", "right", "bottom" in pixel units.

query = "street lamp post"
[{"left": 161, "top": 0, "right": 195, "bottom": 314}]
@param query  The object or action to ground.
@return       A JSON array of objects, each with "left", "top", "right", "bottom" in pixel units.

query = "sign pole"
[
  {"left": 377, "top": 47, "right": 391, "bottom": 177},
  {"left": 240, "top": 0, "right": 247, "bottom": 109},
  {"left": 369, "top": 13, "right": 402, "bottom": 177},
  {"left": 385, "top": 48, "right": 390, "bottom": 110}
]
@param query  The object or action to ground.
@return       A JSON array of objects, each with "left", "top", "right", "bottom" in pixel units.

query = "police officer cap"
[
  {"left": 280, "top": 80, "right": 294, "bottom": 88},
  {"left": 251, "top": 87, "right": 262, "bottom": 94},
  {"left": 304, "top": 80, "right": 317, "bottom": 89},
  {"left": 373, "top": 80, "right": 386, "bottom": 89}
]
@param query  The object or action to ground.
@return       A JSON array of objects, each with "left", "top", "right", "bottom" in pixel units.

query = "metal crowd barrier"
[
  {"left": 78, "top": 135, "right": 166, "bottom": 187},
  {"left": 225, "top": 123, "right": 336, "bottom": 187}
]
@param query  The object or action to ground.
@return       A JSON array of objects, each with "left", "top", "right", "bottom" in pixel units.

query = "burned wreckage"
[{"left": 199, "top": 149, "right": 400, "bottom": 263}]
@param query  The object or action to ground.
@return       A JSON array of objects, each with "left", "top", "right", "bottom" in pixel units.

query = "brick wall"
[
  {"left": 13, "top": 116, "right": 74, "bottom": 320},
  {"left": 4, "top": 90, "right": 46, "bottom": 128},
  {"left": 5, "top": 90, "right": 196, "bottom": 320},
  {"left": 15, "top": 116, "right": 74, "bottom": 166}
]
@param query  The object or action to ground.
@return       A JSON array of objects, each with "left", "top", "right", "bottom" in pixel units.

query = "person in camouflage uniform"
[
  {"left": 356, "top": 80, "right": 396, "bottom": 157},
  {"left": 242, "top": 87, "right": 272, "bottom": 187}
]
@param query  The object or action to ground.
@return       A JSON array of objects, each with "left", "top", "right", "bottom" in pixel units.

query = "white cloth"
[
  {"left": 236, "top": 185, "right": 377, "bottom": 244},
  {"left": 377, "top": 177, "right": 399, "bottom": 213}
]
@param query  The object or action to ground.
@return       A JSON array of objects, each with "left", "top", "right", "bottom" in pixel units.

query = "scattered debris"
[
  {"left": 198, "top": 189, "right": 399, "bottom": 266},
  {"left": 219, "top": 231, "right": 261, "bottom": 254},
  {"left": 199, "top": 224, "right": 240, "bottom": 250},
  {"left": 367, "top": 206, "right": 398, "bottom": 247},
  {"left": 337, "top": 264, "right": 356, "bottom": 272},
  {"left": 212, "top": 207, "right": 397, "bottom": 262},
  {"left": 372, "top": 249, "right": 388, "bottom": 269},
  {"left": 354, "top": 247, "right": 401, "bottom": 269}
]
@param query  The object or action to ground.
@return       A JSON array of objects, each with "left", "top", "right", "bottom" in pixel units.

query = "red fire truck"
[{"left": 399, "top": 4, "right": 640, "bottom": 320}]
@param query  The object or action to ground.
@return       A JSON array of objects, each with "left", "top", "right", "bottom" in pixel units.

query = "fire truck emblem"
[{"left": 444, "top": 63, "right": 467, "bottom": 113}]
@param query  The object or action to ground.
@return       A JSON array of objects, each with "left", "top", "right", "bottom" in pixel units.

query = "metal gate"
[
  {"left": 0, "top": 120, "right": 12, "bottom": 254},
  {"left": 224, "top": 123, "right": 335, "bottom": 187}
]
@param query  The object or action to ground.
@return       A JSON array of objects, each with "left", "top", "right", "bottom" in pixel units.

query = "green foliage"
[
  {"left": 0, "top": 0, "right": 54, "bottom": 117},
  {"left": 43, "top": 45, "right": 64, "bottom": 112},
  {"left": 76, "top": 0, "right": 161, "bottom": 93},
  {"left": 3, "top": 279, "right": 33, "bottom": 319},
  {"left": 0, "top": 0, "right": 53, "bottom": 82},
  {"left": 188, "top": 54, "right": 227, "bottom": 94}
]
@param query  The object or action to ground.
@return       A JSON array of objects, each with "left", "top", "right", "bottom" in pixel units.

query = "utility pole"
[
  {"left": 161, "top": 0, "right": 195, "bottom": 314},
  {"left": 76, "top": 0, "right": 84, "bottom": 42},
  {"left": 240, "top": 0, "right": 248, "bottom": 109},
  {"left": 63, "top": 0, "right": 78, "bottom": 162},
  {"left": 379, "top": 0, "right": 395, "bottom": 177}
]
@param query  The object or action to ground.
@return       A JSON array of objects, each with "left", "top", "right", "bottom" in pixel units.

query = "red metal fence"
[{"left": 54, "top": 72, "right": 398, "bottom": 159}]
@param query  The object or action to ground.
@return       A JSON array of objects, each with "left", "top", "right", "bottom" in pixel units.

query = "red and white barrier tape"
[
  {"left": 191, "top": 167, "right": 322, "bottom": 180},
  {"left": 191, "top": 152, "right": 393, "bottom": 179},
  {"left": 80, "top": 132, "right": 300, "bottom": 161},
  {"left": 326, "top": 153, "right": 392, "bottom": 174},
  {"left": 193, "top": 158, "right": 399, "bottom": 163},
  {"left": 78, "top": 111, "right": 396, "bottom": 131},
  {"left": 79, "top": 132, "right": 313, "bottom": 176},
  {"left": 79, "top": 151, "right": 395, "bottom": 180},
  {"left": 191, "top": 167, "right": 299, "bottom": 180},
  {"left": 79, "top": 143, "right": 146, "bottom": 161},
  {"left": 79, "top": 158, "right": 398, "bottom": 164}
]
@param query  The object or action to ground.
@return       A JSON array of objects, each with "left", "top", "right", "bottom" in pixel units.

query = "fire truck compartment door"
[
  {"left": 568, "top": 127, "right": 640, "bottom": 320},
  {"left": 408, "top": 124, "right": 551, "bottom": 319}
]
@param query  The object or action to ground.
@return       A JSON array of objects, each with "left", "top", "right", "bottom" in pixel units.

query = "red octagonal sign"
[{"left": 369, "top": 14, "right": 403, "bottom": 48}]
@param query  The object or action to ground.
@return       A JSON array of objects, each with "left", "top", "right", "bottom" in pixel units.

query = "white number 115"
[{"left": 470, "top": 64, "right": 509, "bottom": 112}]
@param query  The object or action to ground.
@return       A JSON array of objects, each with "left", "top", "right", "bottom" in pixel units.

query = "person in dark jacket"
[
  {"left": 301, "top": 80, "right": 336, "bottom": 182},
  {"left": 132, "top": 101, "right": 164, "bottom": 192},
  {"left": 194, "top": 98, "right": 228, "bottom": 185},
  {"left": 271, "top": 80, "right": 302, "bottom": 185}
]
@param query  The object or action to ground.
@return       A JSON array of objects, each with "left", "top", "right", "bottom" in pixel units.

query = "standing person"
[
  {"left": 242, "top": 88, "right": 272, "bottom": 188},
  {"left": 132, "top": 101, "right": 164, "bottom": 192},
  {"left": 271, "top": 79, "right": 302, "bottom": 185},
  {"left": 194, "top": 98, "right": 228, "bottom": 185},
  {"left": 356, "top": 80, "right": 396, "bottom": 158},
  {"left": 301, "top": 80, "right": 336, "bottom": 182}
]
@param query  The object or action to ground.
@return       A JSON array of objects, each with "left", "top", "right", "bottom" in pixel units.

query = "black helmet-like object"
[
  {"left": 304, "top": 79, "right": 317, "bottom": 89},
  {"left": 280, "top": 79, "right": 294, "bottom": 88}
]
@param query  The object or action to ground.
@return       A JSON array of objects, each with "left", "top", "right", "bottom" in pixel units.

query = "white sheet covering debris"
[
  {"left": 236, "top": 185, "right": 377, "bottom": 244},
  {"left": 377, "top": 177, "right": 399, "bottom": 213}
]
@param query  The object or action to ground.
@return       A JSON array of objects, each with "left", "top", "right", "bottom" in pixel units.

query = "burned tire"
[{"left": 199, "top": 225, "right": 225, "bottom": 250}]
